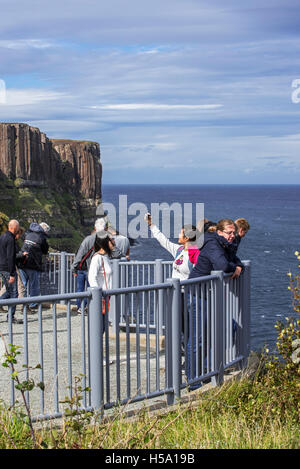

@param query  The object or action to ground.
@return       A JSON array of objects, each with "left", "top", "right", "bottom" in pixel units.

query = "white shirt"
[
  {"left": 88, "top": 253, "right": 113, "bottom": 290},
  {"left": 150, "top": 225, "right": 191, "bottom": 281}
]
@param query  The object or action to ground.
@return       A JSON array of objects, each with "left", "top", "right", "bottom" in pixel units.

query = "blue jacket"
[{"left": 189, "top": 231, "right": 244, "bottom": 279}]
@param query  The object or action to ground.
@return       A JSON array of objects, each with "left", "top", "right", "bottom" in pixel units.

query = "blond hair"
[{"left": 235, "top": 218, "right": 250, "bottom": 232}]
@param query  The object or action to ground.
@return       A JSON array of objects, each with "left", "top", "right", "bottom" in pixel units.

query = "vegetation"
[{"left": 0, "top": 174, "right": 90, "bottom": 251}]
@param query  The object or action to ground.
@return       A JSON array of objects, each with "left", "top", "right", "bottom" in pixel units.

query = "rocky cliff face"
[
  {"left": 0, "top": 123, "right": 60, "bottom": 185},
  {"left": 0, "top": 123, "right": 102, "bottom": 198},
  {"left": 51, "top": 139, "right": 102, "bottom": 200},
  {"left": 0, "top": 123, "right": 102, "bottom": 250}
]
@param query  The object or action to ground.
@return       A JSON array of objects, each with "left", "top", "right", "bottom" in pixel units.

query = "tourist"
[
  {"left": 145, "top": 213, "right": 199, "bottom": 280},
  {"left": 145, "top": 213, "right": 201, "bottom": 350},
  {"left": 18, "top": 222, "right": 49, "bottom": 311},
  {"left": 88, "top": 231, "right": 114, "bottom": 290},
  {"left": 187, "top": 219, "right": 244, "bottom": 390},
  {"left": 0, "top": 219, "right": 23, "bottom": 323},
  {"left": 88, "top": 231, "right": 114, "bottom": 326},
  {"left": 190, "top": 218, "right": 243, "bottom": 280},
  {"left": 107, "top": 226, "right": 130, "bottom": 260},
  {"left": 15, "top": 226, "right": 27, "bottom": 298},
  {"left": 231, "top": 218, "right": 250, "bottom": 254},
  {"left": 0, "top": 226, "right": 27, "bottom": 301}
]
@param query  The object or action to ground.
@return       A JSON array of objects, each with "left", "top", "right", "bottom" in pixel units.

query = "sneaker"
[
  {"left": 77, "top": 308, "right": 82, "bottom": 314},
  {"left": 28, "top": 306, "right": 38, "bottom": 313},
  {"left": 0, "top": 306, "right": 6, "bottom": 313}
]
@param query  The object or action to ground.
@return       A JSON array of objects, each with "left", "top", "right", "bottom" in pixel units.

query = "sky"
[{"left": 0, "top": 0, "right": 300, "bottom": 184}]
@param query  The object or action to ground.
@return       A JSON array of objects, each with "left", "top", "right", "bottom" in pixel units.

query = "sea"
[{"left": 101, "top": 184, "right": 300, "bottom": 353}]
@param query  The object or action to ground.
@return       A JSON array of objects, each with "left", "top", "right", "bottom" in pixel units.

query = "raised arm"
[{"left": 146, "top": 214, "right": 180, "bottom": 258}]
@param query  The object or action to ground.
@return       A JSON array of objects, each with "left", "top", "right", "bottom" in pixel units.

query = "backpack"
[{"left": 79, "top": 247, "right": 95, "bottom": 271}]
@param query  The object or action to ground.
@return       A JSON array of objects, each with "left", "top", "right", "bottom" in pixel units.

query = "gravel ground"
[{"left": 0, "top": 302, "right": 172, "bottom": 421}]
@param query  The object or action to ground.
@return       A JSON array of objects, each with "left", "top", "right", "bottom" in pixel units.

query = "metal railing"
[
  {"left": 47, "top": 253, "right": 174, "bottom": 330},
  {"left": 0, "top": 260, "right": 250, "bottom": 421}
]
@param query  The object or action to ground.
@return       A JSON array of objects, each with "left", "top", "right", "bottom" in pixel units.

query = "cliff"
[{"left": 0, "top": 123, "right": 102, "bottom": 251}]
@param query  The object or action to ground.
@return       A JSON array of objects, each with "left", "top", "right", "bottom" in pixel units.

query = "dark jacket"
[
  {"left": 21, "top": 223, "right": 49, "bottom": 271},
  {"left": 189, "top": 231, "right": 244, "bottom": 279},
  {"left": 0, "top": 230, "right": 17, "bottom": 277},
  {"left": 229, "top": 234, "right": 242, "bottom": 256}
]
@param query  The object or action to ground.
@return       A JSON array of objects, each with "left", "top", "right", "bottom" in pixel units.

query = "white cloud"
[
  {"left": 0, "top": 0, "right": 300, "bottom": 182},
  {"left": 0, "top": 39, "right": 54, "bottom": 49},
  {"left": 90, "top": 104, "right": 223, "bottom": 111},
  {"left": 4, "top": 89, "right": 67, "bottom": 106}
]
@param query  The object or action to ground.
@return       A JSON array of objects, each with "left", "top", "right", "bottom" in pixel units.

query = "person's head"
[
  {"left": 178, "top": 224, "right": 199, "bottom": 245},
  {"left": 8, "top": 219, "right": 19, "bottom": 236},
  {"left": 196, "top": 218, "right": 209, "bottom": 234},
  {"left": 235, "top": 218, "right": 250, "bottom": 238},
  {"left": 204, "top": 221, "right": 217, "bottom": 232},
  {"left": 16, "top": 226, "right": 25, "bottom": 240},
  {"left": 94, "top": 231, "right": 114, "bottom": 257},
  {"left": 216, "top": 219, "right": 236, "bottom": 243},
  {"left": 40, "top": 222, "right": 50, "bottom": 234},
  {"left": 94, "top": 218, "right": 108, "bottom": 232}
]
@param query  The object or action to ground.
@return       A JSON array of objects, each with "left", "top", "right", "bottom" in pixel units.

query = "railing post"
[
  {"left": 111, "top": 259, "right": 120, "bottom": 333},
  {"left": 60, "top": 252, "right": 67, "bottom": 304},
  {"left": 166, "top": 278, "right": 181, "bottom": 405},
  {"left": 155, "top": 259, "right": 164, "bottom": 335},
  {"left": 211, "top": 270, "right": 224, "bottom": 386},
  {"left": 241, "top": 260, "right": 251, "bottom": 368},
  {"left": 88, "top": 286, "right": 104, "bottom": 417}
]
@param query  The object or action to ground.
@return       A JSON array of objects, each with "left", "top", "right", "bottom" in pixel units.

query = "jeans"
[
  {"left": 18, "top": 268, "right": 40, "bottom": 308},
  {"left": 0, "top": 271, "right": 18, "bottom": 317},
  {"left": 186, "top": 292, "right": 207, "bottom": 390},
  {"left": 76, "top": 270, "right": 90, "bottom": 309}
]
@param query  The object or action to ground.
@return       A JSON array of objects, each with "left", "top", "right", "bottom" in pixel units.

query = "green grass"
[
  {"left": 0, "top": 178, "right": 90, "bottom": 251},
  {"left": 0, "top": 297, "right": 299, "bottom": 450},
  {"left": 0, "top": 374, "right": 298, "bottom": 450}
]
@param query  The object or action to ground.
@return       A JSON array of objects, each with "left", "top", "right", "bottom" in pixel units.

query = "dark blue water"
[{"left": 102, "top": 184, "right": 300, "bottom": 352}]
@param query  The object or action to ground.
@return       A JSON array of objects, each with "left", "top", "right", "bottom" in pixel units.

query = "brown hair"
[
  {"left": 235, "top": 218, "right": 250, "bottom": 232},
  {"left": 207, "top": 224, "right": 217, "bottom": 232},
  {"left": 216, "top": 219, "right": 235, "bottom": 232}
]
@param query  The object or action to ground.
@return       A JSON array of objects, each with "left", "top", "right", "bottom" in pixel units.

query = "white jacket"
[
  {"left": 88, "top": 253, "right": 113, "bottom": 290},
  {"left": 150, "top": 225, "right": 192, "bottom": 281}
]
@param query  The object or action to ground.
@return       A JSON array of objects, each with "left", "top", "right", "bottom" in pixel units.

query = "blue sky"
[{"left": 0, "top": 0, "right": 300, "bottom": 184}]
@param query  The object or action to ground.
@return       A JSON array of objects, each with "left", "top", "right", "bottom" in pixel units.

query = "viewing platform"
[{"left": 0, "top": 254, "right": 251, "bottom": 422}]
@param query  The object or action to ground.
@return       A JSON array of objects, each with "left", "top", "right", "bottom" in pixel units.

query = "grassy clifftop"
[{"left": 0, "top": 175, "right": 94, "bottom": 252}]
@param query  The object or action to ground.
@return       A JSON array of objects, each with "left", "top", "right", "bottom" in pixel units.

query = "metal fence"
[{"left": 0, "top": 256, "right": 251, "bottom": 422}]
